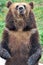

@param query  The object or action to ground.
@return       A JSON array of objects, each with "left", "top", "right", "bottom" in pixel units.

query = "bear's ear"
[
  {"left": 29, "top": 2, "right": 34, "bottom": 9},
  {"left": 6, "top": 1, "right": 12, "bottom": 8}
]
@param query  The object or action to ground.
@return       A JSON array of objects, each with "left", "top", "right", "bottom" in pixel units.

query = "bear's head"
[{"left": 6, "top": 1, "right": 36, "bottom": 31}]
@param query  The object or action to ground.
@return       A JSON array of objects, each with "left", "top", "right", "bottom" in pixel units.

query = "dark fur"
[
  {"left": 0, "top": 43, "right": 11, "bottom": 59},
  {"left": 0, "top": 30, "right": 11, "bottom": 59},
  {"left": 0, "top": 2, "right": 41, "bottom": 65},
  {"left": 28, "top": 31, "right": 41, "bottom": 65},
  {"left": 6, "top": 10, "right": 17, "bottom": 31},
  {"left": 6, "top": 1, "right": 12, "bottom": 8}
]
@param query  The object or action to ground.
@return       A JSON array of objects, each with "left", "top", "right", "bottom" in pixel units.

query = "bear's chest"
[{"left": 8, "top": 31, "right": 31, "bottom": 57}]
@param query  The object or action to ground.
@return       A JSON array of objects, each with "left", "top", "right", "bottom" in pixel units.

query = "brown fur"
[
  {"left": 6, "top": 9, "right": 36, "bottom": 31},
  {"left": 1, "top": 2, "right": 41, "bottom": 65},
  {"left": 5, "top": 27, "right": 37, "bottom": 56},
  {"left": 5, "top": 29, "right": 31, "bottom": 61},
  {"left": 4, "top": 28, "right": 38, "bottom": 65}
]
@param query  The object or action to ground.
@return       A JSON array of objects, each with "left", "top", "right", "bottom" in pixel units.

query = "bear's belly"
[{"left": 8, "top": 31, "right": 31, "bottom": 63}]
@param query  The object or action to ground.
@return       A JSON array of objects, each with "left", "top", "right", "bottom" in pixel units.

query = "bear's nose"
[
  {"left": 19, "top": 6, "right": 24, "bottom": 14},
  {"left": 19, "top": 7, "right": 23, "bottom": 10},
  {"left": 19, "top": 6, "right": 24, "bottom": 12}
]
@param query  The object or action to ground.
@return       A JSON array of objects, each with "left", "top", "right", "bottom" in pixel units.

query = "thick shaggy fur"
[{"left": 0, "top": 1, "right": 41, "bottom": 65}]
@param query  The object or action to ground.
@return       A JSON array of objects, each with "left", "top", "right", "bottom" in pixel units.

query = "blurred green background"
[{"left": 0, "top": 0, "right": 43, "bottom": 63}]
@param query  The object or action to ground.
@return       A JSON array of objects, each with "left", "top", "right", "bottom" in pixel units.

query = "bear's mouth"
[
  {"left": 19, "top": 10, "right": 24, "bottom": 16},
  {"left": 18, "top": 6, "right": 25, "bottom": 16}
]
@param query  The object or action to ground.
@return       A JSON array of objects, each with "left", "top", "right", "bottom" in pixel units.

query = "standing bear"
[{"left": 0, "top": 1, "right": 41, "bottom": 65}]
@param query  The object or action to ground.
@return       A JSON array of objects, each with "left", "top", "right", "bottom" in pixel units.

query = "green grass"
[
  {"left": 34, "top": 6, "right": 43, "bottom": 45},
  {"left": 0, "top": 0, "right": 43, "bottom": 63}
]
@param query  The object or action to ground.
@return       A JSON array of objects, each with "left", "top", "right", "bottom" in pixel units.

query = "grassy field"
[{"left": 0, "top": 0, "right": 43, "bottom": 63}]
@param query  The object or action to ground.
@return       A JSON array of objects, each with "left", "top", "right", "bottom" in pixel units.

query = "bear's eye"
[
  {"left": 23, "top": 5, "right": 26, "bottom": 9},
  {"left": 16, "top": 5, "right": 19, "bottom": 10}
]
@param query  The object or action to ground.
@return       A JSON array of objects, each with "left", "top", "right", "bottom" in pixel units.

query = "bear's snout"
[{"left": 18, "top": 6, "right": 25, "bottom": 15}]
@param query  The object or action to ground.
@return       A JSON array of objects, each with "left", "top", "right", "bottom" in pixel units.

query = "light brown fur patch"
[
  {"left": 5, "top": 28, "right": 37, "bottom": 54},
  {"left": 9, "top": 31, "right": 31, "bottom": 52}
]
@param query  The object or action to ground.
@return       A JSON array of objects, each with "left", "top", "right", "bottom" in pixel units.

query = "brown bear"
[{"left": 0, "top": 1, "right": 41, "bottom": 65}]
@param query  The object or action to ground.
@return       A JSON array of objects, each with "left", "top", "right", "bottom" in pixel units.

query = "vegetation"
[{"left": 0, "top": 0, "right": 43, "bottom": 63}]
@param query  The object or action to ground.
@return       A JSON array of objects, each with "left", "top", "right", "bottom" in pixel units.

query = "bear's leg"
[
  {"left": 27, "top": 48, "right": 41, "bottom": 65},
  {"left": 27, "top": 32, "right": 41, "bottom": 65},
  {"left": 0, "top": 29, "right": 11, "bottom": 60},
  {"left": 0, "top": 44, "right": 11, "bottom": 59}
]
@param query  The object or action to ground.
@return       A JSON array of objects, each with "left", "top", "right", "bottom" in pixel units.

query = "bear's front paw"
[{"left": 27, "top": 58, "right": 33, "bottom": 65}]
